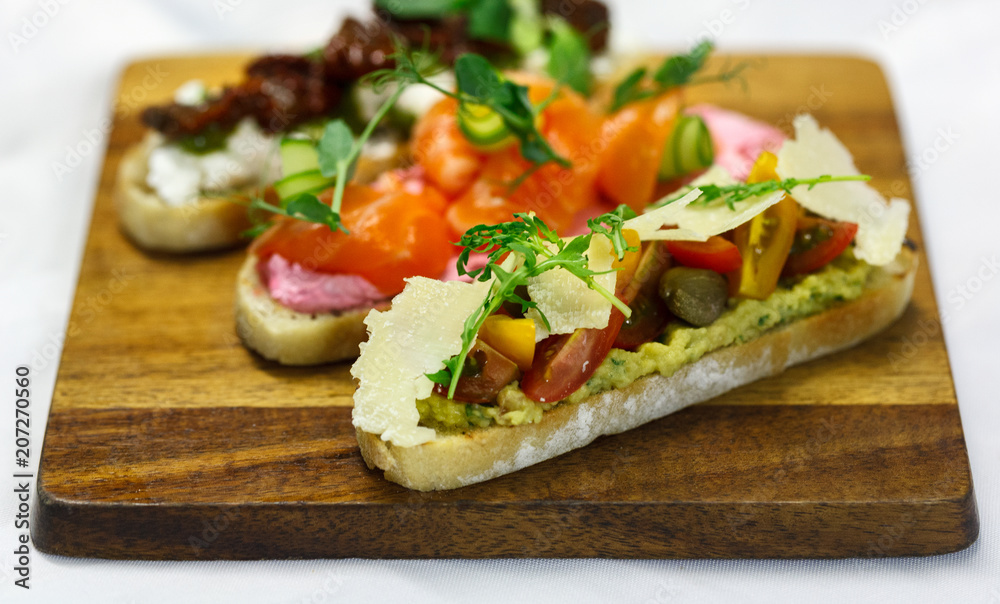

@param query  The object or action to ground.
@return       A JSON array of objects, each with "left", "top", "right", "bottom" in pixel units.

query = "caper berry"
[{"left": 658, "top": 267, "right": 729, "bottom": 326}]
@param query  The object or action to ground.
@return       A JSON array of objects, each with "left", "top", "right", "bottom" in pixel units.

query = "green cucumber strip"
[
  {"left": 273, "top": 169, "right": 334, "bottom": 201},
  {"left": 659, "top": 114, "right": 715, "bottom": 180},
  {"left": 457, "top": 102, "right": 514, "bottom": 149},
  {"left": 280, "top": 138, "right": 321, "bottom": 175}
]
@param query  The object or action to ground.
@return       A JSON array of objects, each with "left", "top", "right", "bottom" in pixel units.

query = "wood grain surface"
[{"left": 33, "top": 54, "right": 978, "bottom": 559}]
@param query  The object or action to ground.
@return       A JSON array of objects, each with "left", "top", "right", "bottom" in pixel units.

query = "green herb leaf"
[
  {"left": 609, "top": 67, "right": 648, "bottom": 113},
  {"left": 240, "top": 222, "right": 271, "bottom": 240},
  {"left": 316, "top": 119, "right": 354, "bottom": 178},
  {"left": 425, "top": 368, "right": 453, "bottom": 385},
  {"left": 653, "top": 40, "right": 713, "bottom": 88},
  {"left": 546, "top": 17, "right": 592, "bottom": 95},
  {"left": 176, "top": 123, "right": 233, "bottom": 155},
  {"left": 284, "top": 194, "right": 342, "bottom": 229},
  {"left": 374, "top": 0, "right": 471, "bottom": 19},
  {"left": 452, "top": 53, "right": 571, "bottom": 172},
  {"left": 455, "top": 53, "right": 507, "bottom": 100},
  {"left": 608, "top": 42, "right": 751, "bottom": 113},
  {"left": 467, "top": 0, "right": 512, "bottom": 42}
]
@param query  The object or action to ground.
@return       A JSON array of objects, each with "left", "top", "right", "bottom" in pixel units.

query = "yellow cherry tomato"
[
  {"left": 477, "top": 315, "right": 537, "bottom": 372},
  {"left": 730, "top": 151, "right": 799, "bottom": 300}
]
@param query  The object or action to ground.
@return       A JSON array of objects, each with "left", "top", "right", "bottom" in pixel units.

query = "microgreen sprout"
[
  {"left": 429, "top": 205, "right": 638, "bottom": 399},
  {"left": 652, "top": 174, "right": 874, "bottom": 211},
  {"left": 609, "top": 41, "right": 752, "bottom": 112}
]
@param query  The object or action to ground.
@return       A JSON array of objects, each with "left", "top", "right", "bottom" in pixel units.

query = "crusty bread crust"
[
  {"left": 356, "top": 248, "right": 918, "bottom": 491},
  {"left": 234, "top": 253, "right": 383, "bottom": 365},
  {"left": 113, "top": 134, "right": 254, "bottom": 253}
]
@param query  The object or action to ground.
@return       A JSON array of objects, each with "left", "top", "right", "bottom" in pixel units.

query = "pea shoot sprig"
[
  {"left": 610, "top": 41, "right": 752, "bottom": 112},
  {"left": 371, "top": 45, "right": 572, "bottom": 172},
  {"left": 428, "top": 206, "right": 638, "bottom": 399},
  {"left": 239, "top": 82, "right": 412, "bottom": 238},
  {"left": 652, "top": 174, "right": 873, "bottom": 211}
]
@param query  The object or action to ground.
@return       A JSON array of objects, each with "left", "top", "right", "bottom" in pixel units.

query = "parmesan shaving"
[
  {"left": 626, "top": 169, "right": 784, "bottom": 242},
  {"left": 525, "top": 235, "right": 617, "bottom": 335},
  {"left": 675, "top": 166, "right": 786, "bottom": 236},
  {"left": 351, "top": 277, "right": 491, "bottom": 447},
  {"left": 623, "top": 189, "right": 702, "bottom": 240},
  {"left": 776, "top": 114, "right": 910, "bottom": 266}
]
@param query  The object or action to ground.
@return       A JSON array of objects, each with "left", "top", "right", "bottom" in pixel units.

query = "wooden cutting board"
[{"left": 33, "top": 54, "right": 978, "bottom": 559}]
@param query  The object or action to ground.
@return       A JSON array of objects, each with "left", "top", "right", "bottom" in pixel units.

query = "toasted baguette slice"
[
  {"left": 356, "top": 248, "right": 917, "bottom": 491},
  {"left": 234, "top": 254, "right": 384, "bottom": 365},
  {"left": 115, "top": 134, "right": 409, "bottom": 253},
  {"left": 113, "top": 134, "right": 256, "bottom": 253}
]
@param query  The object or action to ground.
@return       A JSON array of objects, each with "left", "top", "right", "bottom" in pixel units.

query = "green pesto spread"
[{"left": 418, "top": 253, "right": 873, "bottom": 432}]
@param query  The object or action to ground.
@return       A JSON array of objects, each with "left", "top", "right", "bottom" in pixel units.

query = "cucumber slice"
[
  {"left": 659, "top": 114, "right": 715, "bottom": 180},
  {"left": 457, "top": 102, "right": 514, "bottom": 151},
  {"left": 273, "top": 169, "right": 333, "bottom": 200},
  {"left": 280, "top": 138, "right": 321, "bottom": 176}
]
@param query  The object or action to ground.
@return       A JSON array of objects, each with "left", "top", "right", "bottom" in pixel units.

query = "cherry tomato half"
[
  {"left": 667, "top": 236, "right": 743, "bottom": 274},
  {"left": 614, "top": 241, "right": 672, "bottom": 350},
  {"left": 782, "top": 217, "right": 859, "bottom": 277},
  {"left": 613, "top": 289, "right": 671, "bottom": 351},
  {"left": 434, "top": 340, "right": 521, "bottom": 404},
  {"left": 521, "top": 299, "right": 627, "bottom": 403}
]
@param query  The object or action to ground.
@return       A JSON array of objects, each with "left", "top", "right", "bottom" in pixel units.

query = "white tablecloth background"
[{"left": 2, "top": 1, "right": 998, "bottom": 602}]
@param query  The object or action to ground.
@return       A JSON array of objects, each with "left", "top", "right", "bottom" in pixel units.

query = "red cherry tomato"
[
  {"left": 782, "top": 218, "right": 859, "bottom": 277},
  {"left": 613, "top": 289, "right": 671, "bottom": 351},
  {"left": 433, "top": 341, "right": 521, "bottom": 404},
  {"left": 667, "top": 236, "right": 743, "bottom": 273},
  {"left": 521, "top": 302, "right": 627, "bottom": 403}
]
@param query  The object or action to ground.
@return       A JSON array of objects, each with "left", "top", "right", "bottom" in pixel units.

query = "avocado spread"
[{"left": 418, "top": 253, "right": 873, "bottom": 432}]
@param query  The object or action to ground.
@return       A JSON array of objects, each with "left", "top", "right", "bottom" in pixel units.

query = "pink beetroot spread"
[
  {"left": 259, "top": 106, "right": 784, "bottom": 314},
  {"left": 258, "top": 254, "right": 386, "bottom": 314}
]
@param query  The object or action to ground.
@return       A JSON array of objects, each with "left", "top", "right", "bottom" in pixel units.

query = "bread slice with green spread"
[
  {"left": 349, "top": 115, "right": 916, "bottom": 491},
  {"left": 355, "top": 248, "right": 915, "bottom": 491}
]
